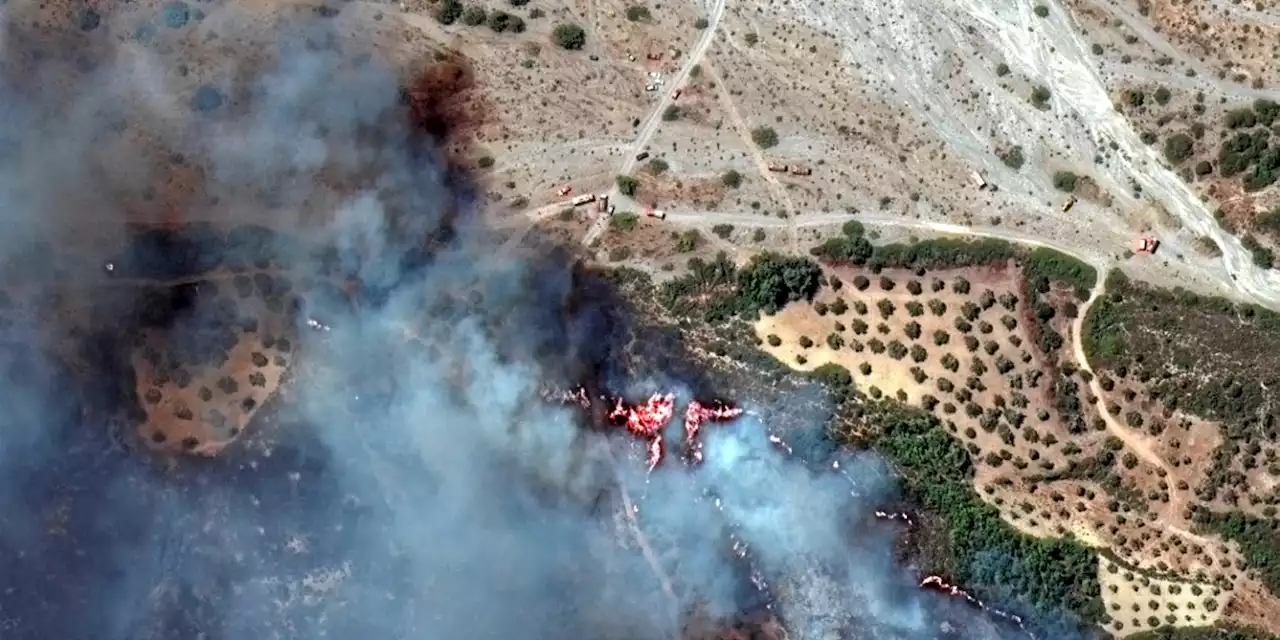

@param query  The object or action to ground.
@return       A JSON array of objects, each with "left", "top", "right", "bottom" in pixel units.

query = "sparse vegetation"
[{"left": 721, "top": 170, "right": 743, "bottom": 188}]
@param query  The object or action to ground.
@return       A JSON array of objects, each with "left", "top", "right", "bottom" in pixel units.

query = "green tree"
[
  {"left": 552, "top": 23, "right": 587, "bottom": 49},
  {"left": 735, "top": 252, "right": 823, "bottom": 313},
  {"left": 616, "top": 174, "right": 639, "bottom": 196}
]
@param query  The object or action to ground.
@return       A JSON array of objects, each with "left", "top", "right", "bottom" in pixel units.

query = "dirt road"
[{"left": 582, "top": 0, "right": 726, "bottom": 246}]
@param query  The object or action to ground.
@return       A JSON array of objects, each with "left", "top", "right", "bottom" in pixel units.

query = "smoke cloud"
[{"left": 0, "top": 4, "right": 1060, "bottom": 639}]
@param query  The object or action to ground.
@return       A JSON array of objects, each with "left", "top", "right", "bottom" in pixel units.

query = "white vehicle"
[{"left": 645, "top": 84, "right": 657, "bottom": 92}]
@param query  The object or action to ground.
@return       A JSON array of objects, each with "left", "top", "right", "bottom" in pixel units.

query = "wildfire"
[
  {"left": 920, "top": 575, "right": 1034, "bottom": 637},
  {"left": 684, "top": 400, "right": 744, "bottom": 463},
  {"left": 540, "top": 386, "right": 742, "bottom": 471}
]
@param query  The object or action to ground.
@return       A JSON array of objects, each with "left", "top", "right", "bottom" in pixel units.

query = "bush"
[
  {"left": 1154, "top": 86, "right": 1171, "bottom": 105},
  {"left": 1033, "top": 5, "right": 1049, "bottom": 17},
  {"left": 661, "top": 104, "right": 682, "bottom": 121},
  {"left": 751, "top": 229, "right": 766, "bottom": 242},
  {"left": 437, "top": 0, "right": 463, "bottom": 24},
  {"left": 810, "top": 236, "right": 873, "bottom": 264},
  {"left": 625, "top": 5, "right": 651, "bottom": 21},
  {"left": 609, "top": 212, "right": 639, "bottom": 233},
  {"left": 853, "top": 275, "right": 870, "bottom": 290},
  {"left": 1000, "top": 146, "right": 1026, "bottom": 170},
  {"left": 164, "top": 1, "right": 191, "bottom": 28},
  {"left": 996, "top": 62, "right": 1010, "bottom": 77},
  {"left": 826, "top": 333, "right": 845, "bottom": 350},
  {"left": 694, "top": 17, "right": 709, "bottom": 29},
  {"left": 905, "top": 321, "right": 922, "bottom": 340},
  {"left": 721, "top": 170, "right": 743, "bottom": 188},
  {"left": 646, "top": 158, "right": 669, "bottom": 174},
  {"left": 462, "top": 5, "right": 487, "bottom": 25},
  {"left": 676, "top": 230, "right": 701, "bottom": 252},
  {"left": 608, "top": 246, "right": 632, "bottom": 262},
  {"left": 1053, "top": 171, "right": 1079, "bottom": 192},
  {"left": 744, "top": 32, "right": 759, "bottom": 46},
  {"left": 616, "top": 174, "right": 639, "bottom": 196},
  {"left": 712, "top": 224, "right": 734, "bottom": 239},
  {"left": 477, "top": 155, "right": 495, "bottom": 169},
  {"left": 751, "top": 126, "right": 779, "bottom": 149},
  {"left": 552, "top": 23, "right": 587, "bottom": 49},
  {"left": 799, "top": 335, "right": 813, "bottom": 349},
  {"left": 1163, "top": 133, "right": 1194, "bottom": 164},
  {"left": 830, "top": 298, "right": 848, "bottom": 315},
  {"left": 1031, "top": 85, "right": 1052, "bottom": 108},
  {"left": 842, "top": 220, "right": 865, "bottom": 238},
  {"left": 767, "top": 334, "right": 781, "bottom": 347}
]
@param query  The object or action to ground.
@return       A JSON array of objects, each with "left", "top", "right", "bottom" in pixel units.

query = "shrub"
[
  {"left": 1154, "top": 86, "right": 1171, "bottom": 105},
  {"left": 1033, "top": 5, "right": 1049, "bottom": 17},
  {"left": 929, "top": 299, "right": 947, "bottom": 316},
  {"left": 625, "top": 5, "right": 651, "bottom": 21},
  {"left": 859, "top": 362, "right": 871, "bottom": 375},
  {"left": 911, "top": 344, "right": 928, "bottom": 363},
  {"left": 952, "top": 277, "right": 970, "bottom": 294},
  {"left": 744, "top": 32, "right": 759, "bottom": 46},
  {"left": 996, "top": 62, "right": 1010, "bottom": 77},
  {"left": 436, "top": 0, "right": 463, "bottom": 24},
  {"left": 1031, "top": 85, "right": 1052, "bottom": 108},
  {"left": 646, "top": 158, "right": 670, "bottom": 175},
  {"left": 610, "top": 212, "right": 639, "bottom": 232},
  {"left": 798, "top": 335, "right": 813, "bottom": 348},
  {"left": 751, "top": 229, "right": 766, "bottom": 242},
  {"left": 608, "top": 246, "right": 632, "bottom": 262},
  {"left": 906, "top": 301, "right": 924, "bottom": 317},
  {"left": 1053, "top": 171, "right": 1079, "bottom": 192},
  {"left": 853, "top": 275, "right": 870, "bottom": 290},
  {"left": 552, "top": 23, "right": 587, "bottom": 49},
  {"left": 676, "top": 230, "right": 701, "bottom": 252},
  {"left": 826, "top": 333, "right": 844, "bottom": 350},
  {"left": 721, "top": 170, "right": 743, "bottom": 188},
  {"left": 662, "top": 105, "right": 681, "bottom": 121},
  {"left": 164, "top": 1, "right": 191, "bottom": 28},
  {"left": 767, "top": 334, "right": 781, "bottom": 347},
  {"left": 888, "top": 340, "right": 908, "bottom": 360},
  {"left": 1163, "top": 133, "right": 1194, "bottom": 164},
  {"left": 905, "top": 321, "right": 922, "bottom": 340},
  {"left": 907, "top": 280, "right": 923, "bottom": 295},
  {"left": 694, "top": 17, "right": 709, "bottom": 29},
  {"left": 868, "top": 338, "right": 885, "bottom": 354},
  {"left": 616, "top": 174, "right": 639, "bottom": 196},
  {"left": 877, "top": 299, "right": 895, "bottom": 318},
  {"left": 842, "top": 220, "right": 866, "bottom": 237},
  {"left": 712, "top": 224, "right": 734, "bottom": 239},
  {"left": 1000, "top": 146, "right": 1026, "bottom": 170},
  {"left": 933, "top": 330, "right": 950, "bottom": 346},
  {"left": 191, "top": 85, "right": 225, "bottom": 113},
  {"left": 830, "top": 298, "right": 848, "bottom": 315},
  {"left": 751, "top": 126, "right": 779, "bottom": 149},
  {"left": 879, "top": 276, "right": 895, "bottom": 291},
  {"left": 850, "top": 319, "right": 868, "bottom": 334},
  {"left": 462, "top": 5, "right": 487, "bottom": 25},
  {"left": 477, "top": 155, "right": 495, "bottom": 169}
]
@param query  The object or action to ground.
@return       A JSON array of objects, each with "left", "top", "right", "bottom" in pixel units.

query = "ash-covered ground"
[{"left": 0, "top": 5, "right": 1053, "bottom": 640}]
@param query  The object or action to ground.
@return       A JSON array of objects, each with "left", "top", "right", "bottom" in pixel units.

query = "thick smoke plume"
[{"left": 0, "top": 4, "right": 1060, "bottom": 639}]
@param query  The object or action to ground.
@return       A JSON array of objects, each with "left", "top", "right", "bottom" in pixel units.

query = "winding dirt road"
[{"left": 581, "top": 0, "right": 727, "bottom": 246}]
